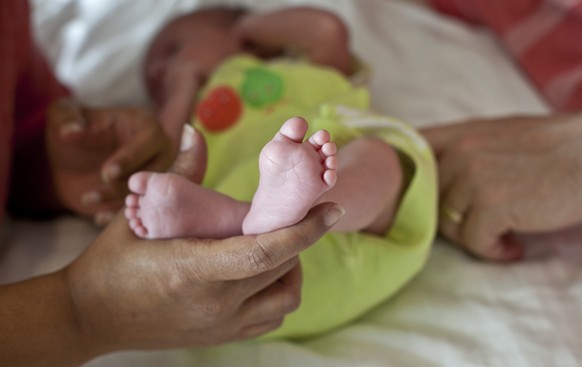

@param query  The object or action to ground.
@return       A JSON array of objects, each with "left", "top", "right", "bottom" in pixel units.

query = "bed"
[{"left": 2, "top": 0, "right": 581, "bottom": 366}]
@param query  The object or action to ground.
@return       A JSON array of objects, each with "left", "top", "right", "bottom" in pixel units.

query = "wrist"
[
  {"left": 46, "top": 270, "right": 109, "bottom": 364},
  {"left": 0, "top": 271, "right": 105, "bottom": 366},
  {"left": 54, "top": 270, "right": 106, "bottom": 363},
  {"left": 63, "top": 265, "right": 123, "bottom": 359}
]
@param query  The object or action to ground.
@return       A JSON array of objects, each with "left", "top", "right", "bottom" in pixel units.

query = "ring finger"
[{"left": 439, "top": 171, "right": 473, "bottom": 245}]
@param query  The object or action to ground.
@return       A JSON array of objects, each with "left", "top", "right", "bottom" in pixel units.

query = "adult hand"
[
  {"left": 67, "top": 202, "right": 344, "bottom": 352},
  {"left": 1, "top": 202, "right": 344, "bottom": 366},
  {"left": 422, "top": 113, "right": 582, "bottom": 261},
  {"left": 46, "top": 99, "right": 176, "bottom": 226}
]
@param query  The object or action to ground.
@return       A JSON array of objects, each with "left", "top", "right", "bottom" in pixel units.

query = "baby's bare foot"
[
  {"left": 242, "top": 117, "right": 337, "bottom": 234},
  {"left": 124, "top": 172, "right": 198, "bottom": 239},
  {"left": 125, "top": 171, "right": 249, "bottom": 239}
]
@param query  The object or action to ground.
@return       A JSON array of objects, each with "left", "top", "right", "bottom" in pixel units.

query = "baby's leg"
[
  {"left": 315, "top": 136, "right": 403, "bottom": 235},
  {"left": 242, "top": 117, "right": 337, "bottom": 234},
  {"left": 125, "top": 172, "right": 249, "bottom": 239}
]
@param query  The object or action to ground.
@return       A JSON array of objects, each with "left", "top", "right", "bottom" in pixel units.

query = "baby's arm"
[{"left": 236, "top": 7, "right": 353, "bottom": 75}]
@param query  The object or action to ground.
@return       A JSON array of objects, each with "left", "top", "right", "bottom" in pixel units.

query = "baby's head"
[{"left": 144, "top": 7, "right": 247, "bottom": 106}]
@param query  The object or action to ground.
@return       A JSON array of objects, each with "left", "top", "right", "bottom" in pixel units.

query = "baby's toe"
[
  {"left": 323, "top": 169, "right": 337, "bottom": 188},
  {"left": 130, "top": 218, "right": 149, "bottom": 238},
  {"left": 308, "top": 129, "right": 331, "bottom": 149},
  {"left": 125, "top": 194, "right": 140, "bottom": 208},
  {"left": 279, "top": 117, "right": 309, "bottom": 142},
  {"left": 321, "top": 142, "right": 337, "bottom": 157},
  {"left": 325, "top": 156, "right": 337, "bottom": 170}
]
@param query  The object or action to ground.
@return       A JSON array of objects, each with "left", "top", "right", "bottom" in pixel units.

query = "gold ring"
[{"left": 442, "top": 205, "right": 463, "bottom": 225}]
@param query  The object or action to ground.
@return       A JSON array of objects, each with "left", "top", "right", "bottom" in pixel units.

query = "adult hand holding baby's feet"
[{"left": 46, "top": 99, "right": 176, "bottom": 225}]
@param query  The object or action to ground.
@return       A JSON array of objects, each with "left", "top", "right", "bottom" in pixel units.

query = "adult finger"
[
  {"left": 170, "top": 125, "right": 208, "bottom": 184},
  {"left": 238, "top": 263, "right": 303, "bottom": 324},
  {"left": 438, "top": 177, "right": 473, "bottom": 246},
  {"left": 423, "top": 116, "right": 539, "bottom": 156},
  {"left": 436, "top": 142, "right": 471, "bottom": 196},
  {"left": 420, "top": 122, "right": 469, "bottom": 155},
  {"left": 80, "top": 179, "right": 128, "bottom": 206},
  {"left": 461, "top": 206, "right": 524, "bottom": 262},
  {"left": 235, "top": 266, "right": 303, "bottom": 340},
  {"left": 238, "top": 319, "right": 285, "bottom": 341},
  {"left": 438, "top": 155, "right": 521, "bottom": 261},
  {"left": 420, "top": 117, "right": 507, "bottom": 156},
  {"left": 101, "top": 113, "right": 173, "bottom": 183},
  {"left": 46, "top": 98, "right": 88, "bottom": 140},
  {"left": 93, "top": 210, "right": 119, "bottom": 227},
  {"left": 442, "top": 165, "right": 511, "bottom": 260},
  {"left": 78, "top": 180, "right": 127, "bottom": 226},
  {"left": 219, "top": 257, "right": 301, "bottom": 304},
  {"left": 186, "top": 202, "right": 344, "bottom": 281}
]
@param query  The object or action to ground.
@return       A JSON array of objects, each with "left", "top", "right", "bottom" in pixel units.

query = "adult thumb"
[{"left": 171, "top": 125, "right": 208, "bottom": 184}]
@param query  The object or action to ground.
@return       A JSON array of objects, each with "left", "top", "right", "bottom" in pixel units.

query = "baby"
[
  {"left": 125, "top": 6, "right": 436, "bottom": 339},
  {"left": 126, "top": 6, "right": 399, "bottom": 239}
]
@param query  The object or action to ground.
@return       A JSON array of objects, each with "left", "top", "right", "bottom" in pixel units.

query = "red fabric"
[
  {"left": 0, "top": 0, "right": 69, "bottom": 222},
  {"left": 430, "top": 0, "right": 582, "bottom": 112}
]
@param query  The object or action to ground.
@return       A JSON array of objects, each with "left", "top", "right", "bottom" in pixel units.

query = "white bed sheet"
[{"left": 2, "top": 0, "right": 581, "bottom": 366}]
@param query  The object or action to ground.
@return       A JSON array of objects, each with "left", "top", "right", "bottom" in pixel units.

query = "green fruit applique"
[{"left": 240, "top": 67, "right": 284, "bottom": 108}]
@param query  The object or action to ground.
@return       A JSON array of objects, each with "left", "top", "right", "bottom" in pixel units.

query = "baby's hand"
[
  {"left": 235, "top": 7, "right": 353, "bottom": 75},
  {"left": 46, "top": 99, "right": 176, "bottom": 226}
]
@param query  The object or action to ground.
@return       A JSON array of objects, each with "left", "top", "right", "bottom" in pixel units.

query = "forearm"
[
  {"left": 290, "top": 9, "right": 351, "bottom": 75},
  {"left": 0, "top": 271, "right": 103, "bottom": 366}
]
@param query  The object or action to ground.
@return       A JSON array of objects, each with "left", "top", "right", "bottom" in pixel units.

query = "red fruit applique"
[{"left": 196, "top": 86, "right": 243, "bottom": 132}]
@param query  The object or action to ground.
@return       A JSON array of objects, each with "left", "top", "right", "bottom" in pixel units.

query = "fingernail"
[
  {"left": 102, "top": 164, "right": 121, "bottom": 183},
  {"left": 81, "top": 191, "right": 102, "bottom": 206},
  {"left": 180, "top": 124, "right": 195, "bottom": 152},
  {"left": 95, "top": 211, "right": 115, "bottom": 227},
  {"left": 60, "top": 122, "right": 84, "bottom": 137},
  {"left": 324, "top": 205, "right": 345, "bottom": 227}
]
